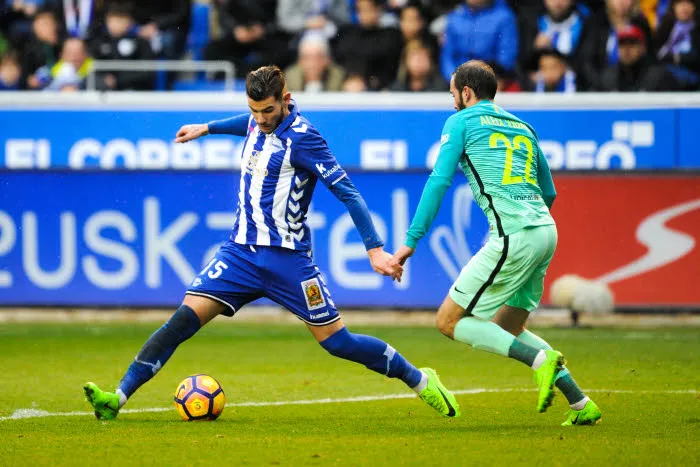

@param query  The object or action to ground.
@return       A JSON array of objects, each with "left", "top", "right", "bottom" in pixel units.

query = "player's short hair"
[
  {"left": 453, "top": 60, "right": 498, "bottom": 100},
  {"left": 246, "top": 66, "right": 287, "bottom": 102}
]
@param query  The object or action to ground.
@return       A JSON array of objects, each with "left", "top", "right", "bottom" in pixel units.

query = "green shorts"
[{"left": 449, "top": 224, "right": 557, "bottom": 319}]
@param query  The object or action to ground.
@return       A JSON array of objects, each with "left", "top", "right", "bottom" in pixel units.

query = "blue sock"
[
  {"left": 118, "top": 305, "right": 201, "bottom": 399},
  {"left": 320, "top": 327, "right": 423, "bottom": 389}
]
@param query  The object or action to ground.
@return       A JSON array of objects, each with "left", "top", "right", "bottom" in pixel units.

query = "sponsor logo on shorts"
[
  {"left": 191, "top": 278, "right": 202, "bottom": 287},
  {"left": 309, "top": 311, "right": 330, "bottom": 320},
  {"left": 301, "top": 277, "right": 326, "bottom": 311}
]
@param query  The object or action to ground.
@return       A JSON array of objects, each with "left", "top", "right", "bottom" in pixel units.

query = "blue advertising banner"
[
  {"left": 0, "top": 171, "right": 489, "bottom": 307},
  {"left": 677, "top": 108, "right": 700, "bottom": 169},
  {"left": 0, "top": 106, "right": 694, "bottom": 170}
]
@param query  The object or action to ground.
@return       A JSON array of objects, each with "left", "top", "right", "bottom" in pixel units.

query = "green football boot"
[
  {"left": 84, "top": 382, "right": 120, "bottom": 420},
  {"left": 533, "top": 350, "right": 565, "bottom": 413},
  {"left": 562, "top": 400, "right": 602, "bottom": 426},
  {"left": 418, "top": 368, "right": 461, "bottom": 418}
]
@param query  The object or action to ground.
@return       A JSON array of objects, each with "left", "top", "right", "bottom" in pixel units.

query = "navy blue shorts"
[{"left": 186, "top": 240, "right": 339, "bottom": 326}]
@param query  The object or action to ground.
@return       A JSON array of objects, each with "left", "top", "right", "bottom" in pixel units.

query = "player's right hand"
[
  {"left": 368, "top": 247, "right": 403, "bottom": 281},
  {"left": 175, "top": 123, "right": 209, "bottom": 143}
]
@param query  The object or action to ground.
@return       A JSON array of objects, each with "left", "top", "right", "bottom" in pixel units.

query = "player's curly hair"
[
  {"left": 246, "top": 66, "right": 286, "bottom": 102},
  {"left": 453, "top": 60, "right": 498, "bottom": 101}
]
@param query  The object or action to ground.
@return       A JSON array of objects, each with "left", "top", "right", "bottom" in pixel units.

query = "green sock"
[
  {"left": 453, "top": 317, "right": 543, "bottom": 367},
  {"left": 517, "top": 330, "right": 586, "bottom": 405}
]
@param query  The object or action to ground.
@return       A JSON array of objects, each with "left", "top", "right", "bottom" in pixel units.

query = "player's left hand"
[
  {"left": 390, "top": 245, "right": 415, "bottom": 268},
  {"left": 367, "top": 247, "right": 403, "bottom": 281}
]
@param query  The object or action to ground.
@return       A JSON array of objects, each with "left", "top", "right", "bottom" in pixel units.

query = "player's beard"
[
  {"left": 457, "top": 93, "right": 466, "bottom": 111},
  {"left": 260, "top": 111, "right": 285, "bottom": 134}
]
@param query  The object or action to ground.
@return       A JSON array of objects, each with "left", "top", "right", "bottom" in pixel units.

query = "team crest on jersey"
[
  {"left": 301, "top": 278, "right": 326, "bottom": 310},
  {"left": 246, "top": 150, "right": 268, "bottom": 177}
]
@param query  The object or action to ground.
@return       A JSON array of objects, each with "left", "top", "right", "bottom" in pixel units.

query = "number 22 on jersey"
[{"left": 489, "top": 132, "right": 537, "bottom": 186}]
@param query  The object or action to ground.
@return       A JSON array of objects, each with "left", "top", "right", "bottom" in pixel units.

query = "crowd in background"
[{"left": 0, "top": 0, "right": 698, "bottom": 92}]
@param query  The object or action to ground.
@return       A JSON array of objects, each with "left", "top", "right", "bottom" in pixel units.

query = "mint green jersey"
[{"left": 405, "top": 101, "right": 556, "bottom": 248}]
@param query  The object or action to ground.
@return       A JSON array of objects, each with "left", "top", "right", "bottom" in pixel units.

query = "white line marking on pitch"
[{"left": 1, "top": 388, "right": 696, "bottom": 422}]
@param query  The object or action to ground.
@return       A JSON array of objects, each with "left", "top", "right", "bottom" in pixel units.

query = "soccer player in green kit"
[{"left": 391, "top": 61, "right": 601, "bottom": 426}]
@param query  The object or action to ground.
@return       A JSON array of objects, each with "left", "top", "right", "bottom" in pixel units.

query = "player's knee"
[{"left": 435, "top": 311, "right": 457, "bottom": 339}]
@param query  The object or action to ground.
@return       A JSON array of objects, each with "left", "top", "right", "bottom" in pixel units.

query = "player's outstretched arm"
[
  {"left": 292, "top": 130, "right": 402, "bottom": 280},
  {"left": 402, "top": 115, "right": 464, "bottom": 252},
  {"left": 330, "top": 177, "right": 403, "bottom": 281},
  {"left": 175, "top": 114, "right": 250, "bottom": 143}
]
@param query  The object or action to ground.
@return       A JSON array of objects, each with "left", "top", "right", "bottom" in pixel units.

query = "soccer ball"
[{"left": 173, "top": 374, "right": 226, "bottom": 421}]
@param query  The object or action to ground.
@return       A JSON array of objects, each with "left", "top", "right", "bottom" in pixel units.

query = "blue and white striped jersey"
[{"left": 229, "top": 101, "right": 347, "bottom": 251}]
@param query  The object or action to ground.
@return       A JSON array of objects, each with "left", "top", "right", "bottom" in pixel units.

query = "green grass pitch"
[{"left": 0, "top": 320, "right": 698, "bottom": 465}]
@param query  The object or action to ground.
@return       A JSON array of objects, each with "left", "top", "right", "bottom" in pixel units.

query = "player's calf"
[
  {"left": 115, "top": 304, "right": 201, "bottom": 408},
  {"left": 319, "top": 327, "right": 460, "bottom": 417},
  {"left": 320, "top": 327, "right": 425, "bottom": 389}
]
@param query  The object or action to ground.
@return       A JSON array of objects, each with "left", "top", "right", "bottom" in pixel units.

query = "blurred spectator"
[
  {"left": 276, "top": 0, "right": 350, "bottom": 40},
  {"left": 399, "top": 2, "right": 439, "bottom": 59},
  {"left": 343, "top": 72, "right": 367, "bottom": 91},
  {"left": 656, "top": 0, "right": 700, "bottom": 89},
  {"left": 43, "top": 37, "right": 93, "bottom": 91},
  {"left": 89, "top": 2, "right": 155, "bottom": 91},
  {"left": 420, "top": 0, "right": 460, "bottom": 37},
  {"left": 126, "top": 0, "right": 191, "bottom": 59},
  {"left": 440, "top": 0, "right": 518, "bottom": 82},
  {"left": 529, "top": 47, "right": 579, "bottom": 92},
  {"left": 390, "top": 39, "right": 447, "bottom": 91},
  {"left": 2, "top": 0, "right": 48, "bottom": 46},
  {"left": 0, "top": 50, "right": 21, "bottom": 90},
  {"left": 599, "top": 24, "right": 678, "bottom": 90},
  {"left": 491, "top": 62, "right": 523, "bottom": 91},
  {"left": 205, "top": 0, "right": 291, "bottom": 77},
  {"left": 21, "top": 9, "right": 62, "bottom": 90},
  {"left": 385, "top": 0, "right": 459, "bottom": 19},
  {"left": 333, "top": 0, "right": 403, "bottom": 90},
  {"left": 520, "top": 0, "right": 592, "bottom": 70},
  {"left": 285, "top": 32, "right": 346, "bottom": 92},
  {"left": 4, "top": 1, "right": 43, "bottom": 38},
  {"left": 580, "top": 0, "right": 655, "bottom": 88},
  {"left": 53, "top": 0, "right": 108, "bottom": 42}
]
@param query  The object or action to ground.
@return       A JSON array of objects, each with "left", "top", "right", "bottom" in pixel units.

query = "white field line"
[{"left": 1, "top": 387, "right": 697, "bottom": 422}]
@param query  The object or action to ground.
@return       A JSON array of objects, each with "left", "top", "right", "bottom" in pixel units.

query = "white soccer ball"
[{"left": 550, "top": 274, "right": 614, "bottom": 314}]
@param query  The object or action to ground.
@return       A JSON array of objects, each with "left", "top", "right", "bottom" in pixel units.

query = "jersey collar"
[{"left": 273, "top": 100, "right": 299, "bottom": 138}]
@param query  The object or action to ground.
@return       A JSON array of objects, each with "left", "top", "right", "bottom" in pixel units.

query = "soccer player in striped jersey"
[
  {"left": 391, "top": 61, "right": 601, "bottom": 426},
  {"left": 83, "top": 66, "right": 459, "bottom": 420}
]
